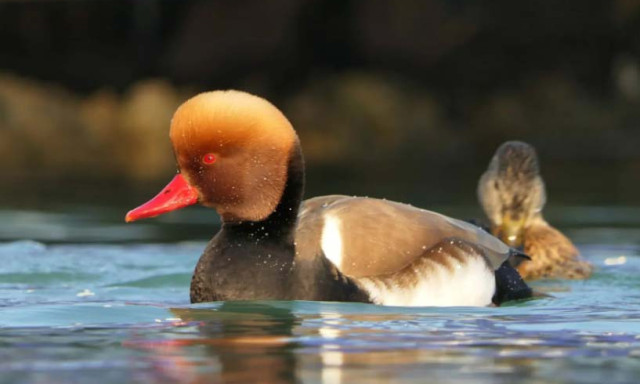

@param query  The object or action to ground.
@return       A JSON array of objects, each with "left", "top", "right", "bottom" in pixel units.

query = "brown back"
[{"left": 296, "top": 195, "right": 510, "bottom": 278}]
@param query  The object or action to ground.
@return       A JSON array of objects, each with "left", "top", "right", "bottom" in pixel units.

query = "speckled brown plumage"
[
  {"left": 517, "top": 218, "right": 593, "bottom": 280},
  {"left": 478, "top": 141, "right": 592, "bottom": 281}
]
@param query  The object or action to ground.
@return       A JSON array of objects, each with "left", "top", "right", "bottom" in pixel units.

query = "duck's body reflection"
[
  {"left": 154, "top": 302, "right": 301, "bottom": 383},
  {"left": 129, "top": 302, "right": 529, "bottom": 383}
]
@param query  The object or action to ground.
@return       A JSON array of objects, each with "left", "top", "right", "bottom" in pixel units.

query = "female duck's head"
[{"left": 477, "top": 141, "right": 546, "bottom": 247}]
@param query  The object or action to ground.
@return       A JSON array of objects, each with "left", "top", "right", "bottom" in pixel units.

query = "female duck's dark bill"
[{"left": 125, "top": 174, "right": 199, "bottom": 223}]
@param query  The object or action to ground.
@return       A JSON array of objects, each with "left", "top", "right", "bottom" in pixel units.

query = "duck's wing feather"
[
  {"left": 522, "top": 223, "right": 592, "bottom": 279},
  {"left": 356, "top": 238, "right": 497, "bottom": 306},
  {"left": 297, "top": 195, "right": 511, "bottom": 278}
]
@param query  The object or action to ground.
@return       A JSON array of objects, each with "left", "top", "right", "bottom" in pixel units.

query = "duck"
[
  {"left": 126, "top": 90, "right": 532, "bottom": 306},
  {"left": 477, "top": 140, "right": 593, "bottom": 280}
]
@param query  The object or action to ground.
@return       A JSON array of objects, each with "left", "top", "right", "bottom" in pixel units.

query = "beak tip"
[
  {"left": 123, "top": 174, "right": 199, "bottom": 224},
  {"left": 125, "top": 211, "right": 135, "bottom": 223}
]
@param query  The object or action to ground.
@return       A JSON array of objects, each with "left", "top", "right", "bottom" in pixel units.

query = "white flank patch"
[
  {"left": 321, "top": 214, "right": 343, "bottom": 269},
  {"left": 357, "top": 254, "right": 495, "bottom": 307}
]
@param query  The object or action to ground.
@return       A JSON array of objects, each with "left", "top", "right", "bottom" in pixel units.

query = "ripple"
[
  {"left": 0, "top": 241, "right": 638, "bottom": 383},
  {"left": 110, "top": 273, "right": 192, "bottom": 288}
]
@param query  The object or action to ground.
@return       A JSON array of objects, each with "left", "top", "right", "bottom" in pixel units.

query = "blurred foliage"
[
  {"left": 0, "top": 0, "right": 639, "bottom": 205},
  {"left": 0, "top": 74, "right": 186, "bottom": 182}
]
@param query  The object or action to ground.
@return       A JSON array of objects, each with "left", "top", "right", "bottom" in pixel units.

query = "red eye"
[{"left": 202, "top": 153, "right": 216, "bottom": 165}]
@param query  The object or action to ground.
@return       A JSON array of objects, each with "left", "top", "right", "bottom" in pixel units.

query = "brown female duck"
[
  {"left": 478, "top": 141, "right": 593, "bottom": 280},
  {"left": 126, "top": 90, "right": 532, "bottom": 305}
]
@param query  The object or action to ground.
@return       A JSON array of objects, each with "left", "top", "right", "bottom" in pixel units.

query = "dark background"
[{"left": 1, "top": 0, "right": 639, "bottom": 214}]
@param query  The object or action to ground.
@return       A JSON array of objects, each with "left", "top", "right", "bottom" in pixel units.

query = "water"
[{"left": 1, "top": 206, "right": 640, "bottom": 383}]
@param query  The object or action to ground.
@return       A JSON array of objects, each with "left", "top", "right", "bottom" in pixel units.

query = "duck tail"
[
  {"left": 508, "top": 247, "right": 531, "bottom": 268},
  {"left": 492, "top": 261, "right": 533, "bottom": 306}
]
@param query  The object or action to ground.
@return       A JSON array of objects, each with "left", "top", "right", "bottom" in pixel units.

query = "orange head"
[{"left": 126, "top": 90, "right": 299, "bottom": 223}]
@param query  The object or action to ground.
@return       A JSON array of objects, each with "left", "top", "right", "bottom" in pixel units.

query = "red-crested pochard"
[
  {"left": 126, "top": 90, "right": 532, "bottom": 306},
  {"left": 478, "top": 141, "right": 593, "bottom": 280}
]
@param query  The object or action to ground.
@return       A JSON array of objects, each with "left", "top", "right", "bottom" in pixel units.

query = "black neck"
[
  {"left": 223, "top": 144, "right": 304, "bottom": 243},
  {"left": 193, "top": 144, "right": 372, "bottom": 303}
]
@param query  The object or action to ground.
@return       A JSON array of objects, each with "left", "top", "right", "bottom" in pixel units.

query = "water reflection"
[
  {"left": 318, "top": 312, "right": 345, "bottom": 384},
  {"left": 125, "top": 303, "right": 435, "bottom": 383},
  {"left": 115, "top": 293, "right": 640, "bottom": 382},
  {"left": 133, "top": 302, "right": 301, "bottom": 383}
]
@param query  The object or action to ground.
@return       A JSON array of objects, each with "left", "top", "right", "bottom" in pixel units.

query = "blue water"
[{"left": 1, "top": 206, "right": 640, "bottom": 383}]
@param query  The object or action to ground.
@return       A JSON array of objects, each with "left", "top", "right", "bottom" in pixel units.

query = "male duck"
[{"left": 127, "top": 90, "right": 532, "bottom": 305}]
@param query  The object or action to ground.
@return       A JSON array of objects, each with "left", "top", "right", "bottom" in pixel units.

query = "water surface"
[{"left": 1, "top": 206, "right": 639, "bottom": 383}]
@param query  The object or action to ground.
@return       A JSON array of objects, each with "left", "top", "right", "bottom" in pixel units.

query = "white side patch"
[
  {"left": 357, "top": 254, "right": 495, "bottom": 307},
  {"left": 321, "top": 214, "right": 343, "bottom": 269}
]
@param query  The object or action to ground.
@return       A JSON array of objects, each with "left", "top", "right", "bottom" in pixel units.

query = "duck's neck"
[
  {"left": 194, "top": 146, "right": 370, "bottom": 303},
  {"left": 223, "top": 144, "right": 304, "bottom": 243},
  {"left": 191, "top": 146, "right": 305, "bottom": 302}
]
